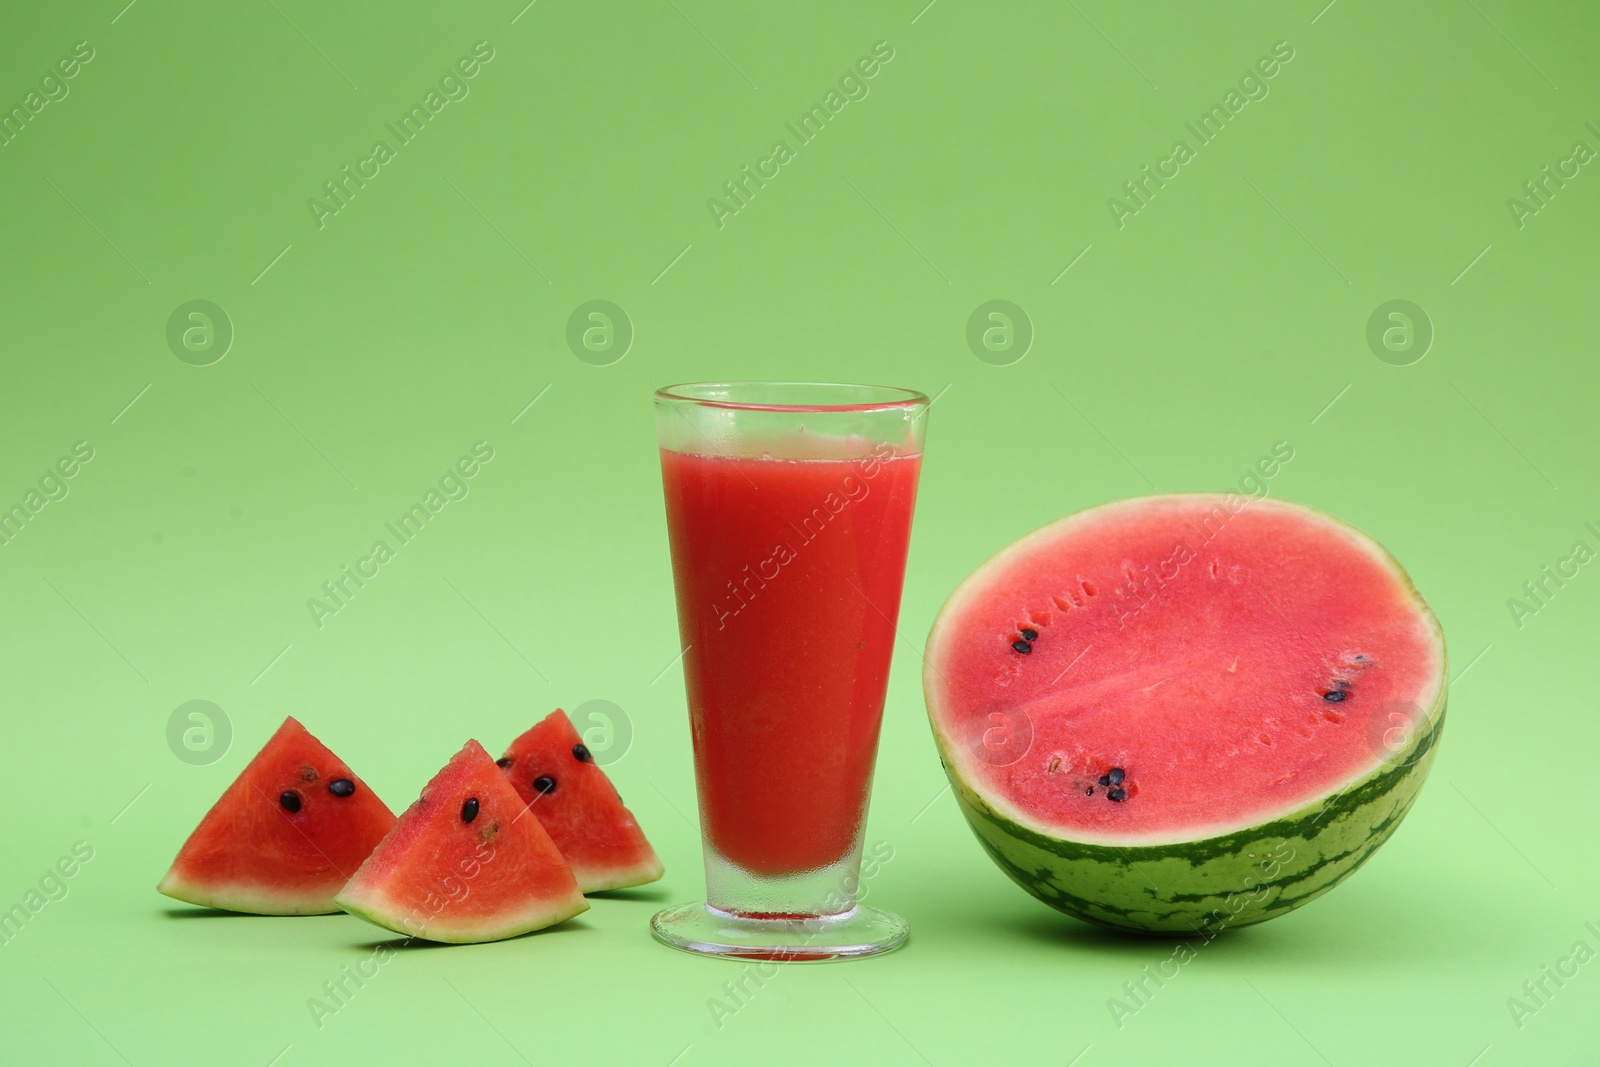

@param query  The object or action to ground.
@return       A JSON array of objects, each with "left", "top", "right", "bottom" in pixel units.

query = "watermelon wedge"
[
  {"left": 158, "top": 717, "right": 397, "bottom": 915},
  {"left": 498, "top": 710, "right": 664, "bottom": 892},
  {"left": 924, "top": 494, "right": 1446, "bottom": 934},
  {"left": 335, "top": 740, "right": 587, "bottom": 944}
]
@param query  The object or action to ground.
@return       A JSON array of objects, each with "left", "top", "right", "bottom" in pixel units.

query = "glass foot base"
[{"left": 650, "top": 902, "right": 908, "bottom": 962}]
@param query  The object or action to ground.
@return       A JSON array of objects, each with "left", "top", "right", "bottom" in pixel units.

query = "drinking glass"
[{"left": 651, "top": 382, "right": 927, "bottom": 960}]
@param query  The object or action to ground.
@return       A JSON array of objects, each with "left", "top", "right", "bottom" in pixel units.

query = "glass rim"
[{"left": 654, "top": 381, "right": 929, "bottom": 414}]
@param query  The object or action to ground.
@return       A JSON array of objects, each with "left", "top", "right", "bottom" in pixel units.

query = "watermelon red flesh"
[
  {"left": 500, "top": 710, "right": 664, "bottom": 892},
  {"left": 158, "top": 717, "right": 397, "bottom": 915},
  {"left": 335, "top": 740, "right": 587, "bottom": 944},
  {"left": 930, "top": 494, "right": 1445, "bottom": 845},
  {"left": 925, "top": 495, "right": 1446, "bottom": 933}
]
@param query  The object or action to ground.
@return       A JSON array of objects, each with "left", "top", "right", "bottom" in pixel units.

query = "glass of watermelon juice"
[{"left": 651, "top": 382, "right": 926, "bottom": 960}]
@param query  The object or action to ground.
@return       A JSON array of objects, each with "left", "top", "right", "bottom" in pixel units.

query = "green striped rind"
[{"left": 937, "top": 690, "right": 1445, "bottom": 935}]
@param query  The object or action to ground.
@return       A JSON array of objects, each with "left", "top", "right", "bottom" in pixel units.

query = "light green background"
[{"left": 1, "top": 1, "right": 1595, "bottom": 1064}]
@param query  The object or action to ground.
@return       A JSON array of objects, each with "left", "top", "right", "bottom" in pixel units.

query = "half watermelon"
[
  {"left": 158, "top": 717, "right": 397, "bottom": 915},
  {"left": 924, "top": 494, "right": 1446, "bottom": 934},
  {"left": 335, "top": 740, "right": 588, "bottom": 944},
  {"left": 499, "top": 710, "right": 664, "bottom": 892}
]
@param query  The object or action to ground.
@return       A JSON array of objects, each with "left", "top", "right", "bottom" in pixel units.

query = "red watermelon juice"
[{"left": 660, "top": 437, "right": 921, "bottom": 908}]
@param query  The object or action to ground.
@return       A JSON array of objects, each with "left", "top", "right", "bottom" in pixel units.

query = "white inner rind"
[{"left": 335, "top": 882, "right": 587, "bottom": 944}]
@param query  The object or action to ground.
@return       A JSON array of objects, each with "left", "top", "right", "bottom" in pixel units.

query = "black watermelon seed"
[
  {"left": 1107, "top": 788, "right": 1127, "bottom": 802},
  {"left": 327, "top": 779, "right": 355, "bottom": 798},
  {"left": 279, "top": 791, "right": 302, "bottom": 813},
  {"left": 532, "top": 776, "right": 557, "bottom": 795},
  {"left": 495, "top": 757, "right": 513, "bottom": 768},
  {"left": 1107, "top": 767, "right": 1125, "bottom": 785},
  {"left": 1084, "top": 786, "right": 1094, "bottom": 796},
  {"left": 572, "top": 743, "right": 592, "bottom": 763},
  {"left": 1020, "top": 628, "right": 1039, "bottom": 642},
  {"left": 1011, "top": 640, "right": 1032, "bottom": 655},
  {"left": 461, "top": 797, "right": 480, "bottom": 823},
  {"left": 1097, "top": 775, "right": 1111, "bottom": 787},
  {"left": 1323, "top": 690, "right": 1348, "bottom": 703}
]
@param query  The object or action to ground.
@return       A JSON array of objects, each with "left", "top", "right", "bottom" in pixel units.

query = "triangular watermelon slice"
[
  {"left": 335, "top": 740, "right": 588, "bottom": 944},
  {"left": 498, "top": 709, "right": 664, "bottom": 892},
  {"left": 158, "top": 717, "right": 397, "bottom": 915}
]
